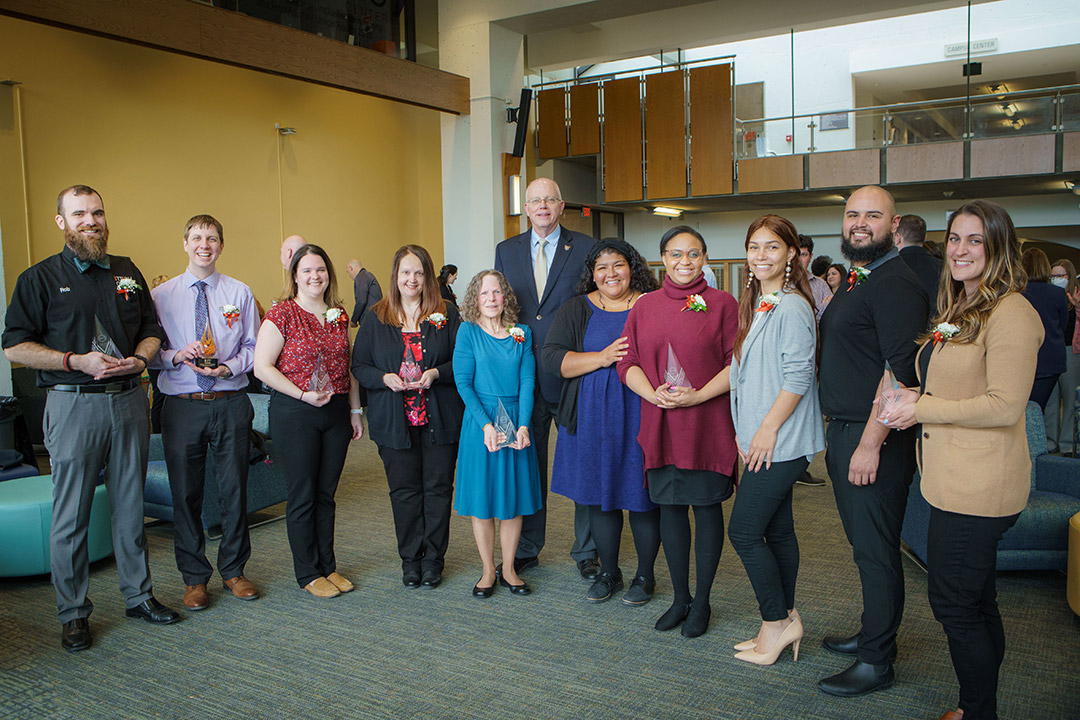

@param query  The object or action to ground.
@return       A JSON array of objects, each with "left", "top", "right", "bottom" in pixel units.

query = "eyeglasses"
[
  {"left": 526, "top": 196, "right": 562, "bottom": 207},
  {"left": 664, "top": 249, "right": 703, "bottom": 260},
  {"left": 1050, "top": 273, "right": 1069, "bottom": 279}
]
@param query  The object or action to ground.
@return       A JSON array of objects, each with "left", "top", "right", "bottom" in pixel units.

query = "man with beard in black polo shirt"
[
  {"left": 816, "top": 185, "right": 929, "bottom": 697},
  {"left": 3, "top": 185, "right": 179, "bottom": 653}
]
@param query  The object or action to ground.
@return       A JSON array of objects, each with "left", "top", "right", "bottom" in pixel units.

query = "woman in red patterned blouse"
[{"left": 254, "top": 244, "right": 363, "bottom": 599}]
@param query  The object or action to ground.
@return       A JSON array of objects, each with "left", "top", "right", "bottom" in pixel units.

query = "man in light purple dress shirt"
[
  {"left": 150, "top": 214, "right": 261, "bottom": 611},
  {"left": 797, "top": 234, "right": 832, "bottom": 487}
]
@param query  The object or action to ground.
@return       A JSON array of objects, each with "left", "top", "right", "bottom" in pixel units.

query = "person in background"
[
  {"left": 795, "top": 234, "right": 828, "bottom": 487},
  {"left": 811, "top": 255, "right": 833, "bottom": 280},
  {"left": 438, "top": 264, "right": 458, "bottom": 306},
  {"left": 895, "top": 214, "right": 943, "bottom": 313},
  {"left": 254, "top": 244, "right": 364, "bottom": 598},
  {"left": 1045, "top": 259, "right": 1080, "bottom": 453},
  {"left": 702, "top": 264, "right": 718, "bottom": 289},
  {"left": 280, "top": 235, "right": 306, "bottom": 272},
  {"left": 880, "top": 200, "right": 1042, "bottom": 720},
  {"left": 543, "top": 239, "right": 662, "bottom": 606},
  {"left": 1020, "top": 247, "right": 1067, "bottom": 410},
  {"left": 453, "top": 270, "right": 543, "bottom": 598},
  {"left": 352, "top": 245, "right": 463, "bottom": 589},
  {"left": 346, "top": 258, "right": 383, "bottom": 329},
  {"left": 617, "top": 225, "right": 739, "bottom": 639},
  {"left": 825, "top": 263, "right": 847, "bottom": 294}
]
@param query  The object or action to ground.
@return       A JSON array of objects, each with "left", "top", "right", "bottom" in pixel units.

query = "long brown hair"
[
  {"left": 283, "top": 244, "right": 343, "bottom": 307},
  {"left": 371, "top": 245, "right": 446, "bottom": 326},
  {"left": 733, "top": 214, "right": 816, "bottom": 360},
  {"left": 920, "top": 200, "right": 1026, "bottom": 344}
]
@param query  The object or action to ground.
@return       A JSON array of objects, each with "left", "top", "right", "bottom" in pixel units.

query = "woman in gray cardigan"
[{"left": 728, "top": 215, "right": 825, "bottom": 666}]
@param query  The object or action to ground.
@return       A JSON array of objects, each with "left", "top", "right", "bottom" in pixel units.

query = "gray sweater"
[{"left": 729, "top": 290, "right": 825, "bottom": 463}]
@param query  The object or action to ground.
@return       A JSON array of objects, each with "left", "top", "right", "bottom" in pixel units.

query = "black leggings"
[
  {"left": 659, "top": 503, "right": 725, "bottom": 607},
  {"left": 588, "top": 506, "right": 661, "bottom": 580}
]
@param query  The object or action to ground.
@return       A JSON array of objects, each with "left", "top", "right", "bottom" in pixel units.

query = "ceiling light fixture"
[
  {"left": 1001, "top": 103, "right": 1015, "bottom": 117},
  {"left": 652, "top": 206, "right": 683, "bottom": 218}
]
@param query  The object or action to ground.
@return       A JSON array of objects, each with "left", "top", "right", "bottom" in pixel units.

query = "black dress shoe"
[
  {"left": 472, "top": 579, "right": 495, "bottom": 599},
  {"left": 125, "top": 597, "right": 180, "bottom": 625},
  {"left": 498, "top": 575, "right": 532, "bottom": 596},
  {"left": 654, "top": 601, "right": 693, "bottom": 631},
  {"left": 586, "top": 571, "right": 624, "bottom": 602},
  {"left": 495, "top": 556, "right": 539, "bottom": 578},
  {"left": 402, "top": 570, "right": 421, "bottom": 588},
  {"left": 681, "top": 602, "right": 711, "bottom": 638},
  {"left": 61, "top": 618, "right": 91, "bottom": 652},
  {"left": 818, "top": 660, "right": 895, "bottom": 697},
  {"left": 577, "top": 558, "right": 600, "bottom": 582},
  {"left": 822, "top": 632, "right": 859, "bottom": 656},
  {"left": 420, "top": 570, "right": 442, "bottom": 588}
]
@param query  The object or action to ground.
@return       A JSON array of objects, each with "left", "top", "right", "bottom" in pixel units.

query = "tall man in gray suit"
[
  {"left": 494, "top": 177, "right": 599, "bottom": 580},
  {"left": 3, "top": 185, "right": 180, "bottom": 653}
]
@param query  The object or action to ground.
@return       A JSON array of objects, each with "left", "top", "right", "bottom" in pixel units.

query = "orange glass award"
[{"left": 195, "top": 324, "right": 219, "bottom": 368}]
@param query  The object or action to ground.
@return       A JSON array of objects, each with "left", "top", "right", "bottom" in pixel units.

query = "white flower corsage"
[
  {"left": 115, "top": 276, "right": 141, "bottom": 300},
  {"left": 323, "top": 307, "right": 347, "bottom": 325},
  {"left": 426, "top": 312, "right": 447, "bottom": 330},
  {"left": 508, "top": 326, "right": 526, "bottom": 344},
  {"left": 221, "top": 304, "right": 241, "bottom": 328},
  {"left": 682, "top": 294, "right": 707, "bottom": 312},
  {"left": 756, "top": 291, "right": 781, "bottom": 313},
  {"left": 932, "top": 322, "right": 959, "bottom": 345}
]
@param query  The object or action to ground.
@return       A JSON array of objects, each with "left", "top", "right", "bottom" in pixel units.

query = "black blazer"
[
  {"left": 540, "top": 295, "right": 593, "bottom": 435},
  {"left": 899, "top": 245, "right": 943, "bottom": 313},
  {"left": 350, "top": 268, "right": 383, "bottom": 327},
  {"left": 495, "top": 226, "right": 595, "bottom": 404},
  {"left": 351, "top": 304, "right": 464, "bottom": 450}
]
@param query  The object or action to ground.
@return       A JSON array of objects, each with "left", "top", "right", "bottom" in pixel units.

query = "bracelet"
[
  {"left": 299, "top": 391, "right": 305, "bottom": 401},
  {"left": 350, "top": 408, "right": 363, "bottom": 415},
  {"left": 62, "top": 352, "right": 73, "bottom": 372},
  {"left": 133, "top": 354, "right": 149, "bottom": 368}
]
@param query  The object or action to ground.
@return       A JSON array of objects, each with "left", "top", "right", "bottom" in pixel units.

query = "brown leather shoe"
[
  {"left": 304, "top": 577, "right": 341, "bottom": 598},
  {"left": 938, "top": 712, "right": 964, "bottom": 720},
  {"left": 326, "top": 571, "right": 354, "bottom": 593},
  {"left": 183, "top": 584, "right": 209, "bottom": 611},
  {"left": 222, "top": 575, "right": 259, "bottom": 601}
]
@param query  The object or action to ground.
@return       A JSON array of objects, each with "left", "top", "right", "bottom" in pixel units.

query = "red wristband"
[{"left": 62, "top": 352, "right": 73, "bottom": 372}]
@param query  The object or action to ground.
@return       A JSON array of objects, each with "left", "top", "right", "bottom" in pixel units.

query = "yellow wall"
[{"left": 0, "top": 15, "right": 443, "bottom": 309}]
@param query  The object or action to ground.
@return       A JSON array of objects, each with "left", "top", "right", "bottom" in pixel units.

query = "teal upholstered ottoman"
[{"left": 0, "top": 474, "right": 114, "bottom": 577}]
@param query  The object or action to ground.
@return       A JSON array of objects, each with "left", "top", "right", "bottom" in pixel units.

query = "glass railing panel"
[
  {"left": 1060, "top": 91, "right": 1080, "bottom": 133},
  {"left": 885, "top": 104, "right": 967, "bottom": 145},
  {"left": 735, "top": 118, "right": 801, "bottom": 159},
  {"left": 970, "top": 95, "right": 1055, "bottom": 138}
]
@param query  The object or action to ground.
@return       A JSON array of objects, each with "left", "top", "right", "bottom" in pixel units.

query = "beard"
[
  {"left": 840, "top": 228, "right": 893, "bottom": 265},
  {"left": 65, "top": 223, "right": 109, "bottom": 261}
]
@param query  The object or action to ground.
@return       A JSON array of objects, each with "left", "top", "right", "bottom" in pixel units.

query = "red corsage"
[
  {"left": 221, "top": 304, "right": 241, "bottom": 329},
  {"left": 426, "top": 312, "right": 447, "bottom": 330},
  {"left": 682, "top": 294, "right": 707, "bottom": 312},
  {"left": 509, "top": 326, "right": 526, "bottom": 344},
  {"left": 115, "top": 276, "right": 141, "bottom": 300},
  {"left": 756, "top": 291, "right": 781, "bottom": 313}
]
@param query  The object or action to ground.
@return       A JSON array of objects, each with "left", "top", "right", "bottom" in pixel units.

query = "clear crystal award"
[
  {"left": 194, "top": 323, "right": 219, "bottom": 368},
  {"left": 91, "top": 315, "right": 123, "bottom": 358},
  {"left": 399, "top": 356, "right": 422, "bottom": 386},
  {"left": 494, "top": 399, "right": 517, "bottom": 449},
  {"left": 664, "top": 343, "right": 689, "bottom": 389},
  {"left": 876, "top": 360, "right": 901, "bottom": 422},
  {"left": 309, "top": 353, "right": 332, "bottom": 392}
]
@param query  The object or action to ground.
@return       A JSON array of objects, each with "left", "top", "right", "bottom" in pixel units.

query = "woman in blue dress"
[
  {"left": 543, "top": 239, "right": 662, "bottom": 605},
  {"left": 454, "top": 270, "right": 542, "bottom": 598}
]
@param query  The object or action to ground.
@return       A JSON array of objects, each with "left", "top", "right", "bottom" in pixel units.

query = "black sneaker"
[
  {"left": 622, "top": 575, "right": 655, "bottom": 606},
  {"left": 586, "top": 571, "right": 624, "bottom": 603},
  {"left": 796, "top": 471, "right": 825, "bottom": 486}
]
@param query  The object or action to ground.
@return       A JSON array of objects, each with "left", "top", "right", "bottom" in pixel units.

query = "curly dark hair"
[
  {"left": 576, "top": 238, "right": 660, "bottom": 295},
  {"left": 459, "top": 270, "right": 521, "bottom": 327}
]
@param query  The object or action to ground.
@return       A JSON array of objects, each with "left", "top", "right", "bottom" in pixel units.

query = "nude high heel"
[
  {"left": 734, "top": 617, "right": 803, "bottom": 666},
  {"left": 734, "top": 609, "right": 800, "bottom": 652}
]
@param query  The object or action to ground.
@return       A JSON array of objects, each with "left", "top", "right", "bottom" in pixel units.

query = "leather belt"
[
  {"left": 50, "top": 379, "right": 140, "bottom": 394},
  {"left": 174, "top": 390, "right": 243, "bottom": 401}
]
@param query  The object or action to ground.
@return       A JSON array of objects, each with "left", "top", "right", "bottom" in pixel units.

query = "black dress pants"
[
  {"left": 826, "top": 420, "right": 915, "bottom": 665},
  {"left": 927, "top": 507, "right": 1019, "bottom": 720},
  {"left": 269, "top": 392, "right": 352, "bottom": 587},
  {"left": 161, "top": 392, "right": 254, "bottom": 585},
  {"left": 376, "top": 424, "right": 457, "bottom": 573}
]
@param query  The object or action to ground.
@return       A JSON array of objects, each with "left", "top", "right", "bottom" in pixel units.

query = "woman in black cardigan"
[{"left": 352, "top": 245, "right": 464, "bottom": 588}]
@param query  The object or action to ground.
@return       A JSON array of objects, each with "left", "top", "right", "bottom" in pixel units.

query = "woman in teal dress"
[{"left": 453, "top": 270, "right": 542, "bottom": 598}]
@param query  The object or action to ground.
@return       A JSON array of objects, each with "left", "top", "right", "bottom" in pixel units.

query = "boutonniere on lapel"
[
  {"left": 682, "top": 294, "right": 707, "bottom": 313},
  {"left": 932, "top": 322, "right": 959, "bottom": 345},
  {"left": 846, "top": 267, "right": 870, "bottom": 292},
  {"left": 756, "top": 291, "right": 781, "bottom": 313},
  {"left": 426, "top": 312, "right": 447, "bottom": 330},
  {"left": 115, "top": 276, "right": 141, "bottom": 300},
  {"left": 563, "top": 244, "right": 571, "bottom": 251},
  {"left": 221, "top": 304, "right": 241, "bottom": 328},
  {"left": 508, "top": 326, "right": 526, "bottom": 344},
  {"left": 323, "top": 307, "right": 348, "bottom": 326}
]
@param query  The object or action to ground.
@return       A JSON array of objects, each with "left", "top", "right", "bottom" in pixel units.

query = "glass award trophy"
[
  {"left": 91, "top": 315, "right": 123, "bottom": 358},
  {"left": 399, "top": 356, "right": 422, "bottom": 386},
  {"left": 194, "top": 323, "right": 219, "bottom": 369},
  {"left": 876, "top": 360, "right": 901, "bottom": 422},
  {"left": 663, "top": 343, "right": 689, "bottom": 389},
  {"left": 494, "top": 399, "right": 517, "bottom": 449},
  {"left": 309, "top": 353, "right": 332, "bottom": 392}
]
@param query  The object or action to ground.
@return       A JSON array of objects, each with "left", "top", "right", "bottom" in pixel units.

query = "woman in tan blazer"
[{"left": 882, "top": 200, "right": 1042, "bottom": 720}]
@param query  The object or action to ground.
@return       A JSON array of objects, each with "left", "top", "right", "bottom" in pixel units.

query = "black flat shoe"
[
  {"left": 498, "top": 575, "right": 531, "bottom": 596},
  {"left": 822, "top": 632, "right": 859, "bottom": 656},
  {"left": 818, "top": 660, "right": 895, "bottom": 697},
  {"left": 472, "top": 580, "right": 495, "bottom": 598},
  {"left": 420, "top": 570, "right": 442, "bottom": 588},
  {"left": 125, "top": 597, "right": 180, "bottom": 625},
  {"left": 586, "top": 571, "right": 623, "bottom": 603},
  {"left": 577, "top": 558, "right": 600, "bottom": 582},
  {"left": 681, "top": 603, "right": 711, "bottom": 638},
  {"left": 495, "top": 556, "right": 539, "bottom": 577},
  {"left": 402, "top": 570, "right": 421, "bottom": 588},
  {"left": 654, "top": 601, "right": 692, "bottom": 631},
  {"left": 61, "top": 618, "right": 91, "bottom": 652}
]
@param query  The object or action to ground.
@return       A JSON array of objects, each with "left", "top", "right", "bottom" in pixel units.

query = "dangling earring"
[
  {"left": 784, "top": 260, "right": 792, "bottom": 288},
  {"left": 746, "top": 268, "right": 754, "bottom": 288}
]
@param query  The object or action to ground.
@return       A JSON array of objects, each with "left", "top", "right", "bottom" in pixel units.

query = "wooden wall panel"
[
  {"left": 568, "top": 84, "right": 600, "bottom": 156},
  {"left": 971, "top": 135, "right": 1054, "bottom": 177},
  {"left": 689, "top": 64, "right": 732, "bottom": 196},
  {"left": 644, "top": 71, "right": 686, "bottom": 200},
  {"left": 886, "top": 143, "right": 963, "bottom": 184},
  {"left": 738, "top": 156, "right": 804, "bottom": 194},
  {"left": 809, "top": 149, "right": 880, "bottom": 188},
  {"left": 537, "top": 88, "right": 568, "bottom": 159},
  {"left": 603, "top": 77, "right": 643, "bottom": 202},
  {"left": 0, "top": 0, "right": 470, "bottom": 114},
  {"left": 1065, "top": 132, "right": 1080, "bottom": 172}
]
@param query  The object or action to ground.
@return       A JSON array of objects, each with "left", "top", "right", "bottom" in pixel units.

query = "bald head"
[
  {"left": 281, "top": 234, "right": 306, "bottom": 270},
  {"left": 846, "top": 185, "right": 896, "bottom": 220},
  {"left": 841, "top": 186, "right": 899, "bottom": 266},
  {"left": 524, "top": 177, "right": 565, "bottom": 238},
  {"left": 346, "top": 259, "right": 362, "bottom": 279}
]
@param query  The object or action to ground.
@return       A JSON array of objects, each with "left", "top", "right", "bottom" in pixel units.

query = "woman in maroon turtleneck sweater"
[{"left": 617, "top": 225, "right": 738, "bottom": 638}]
